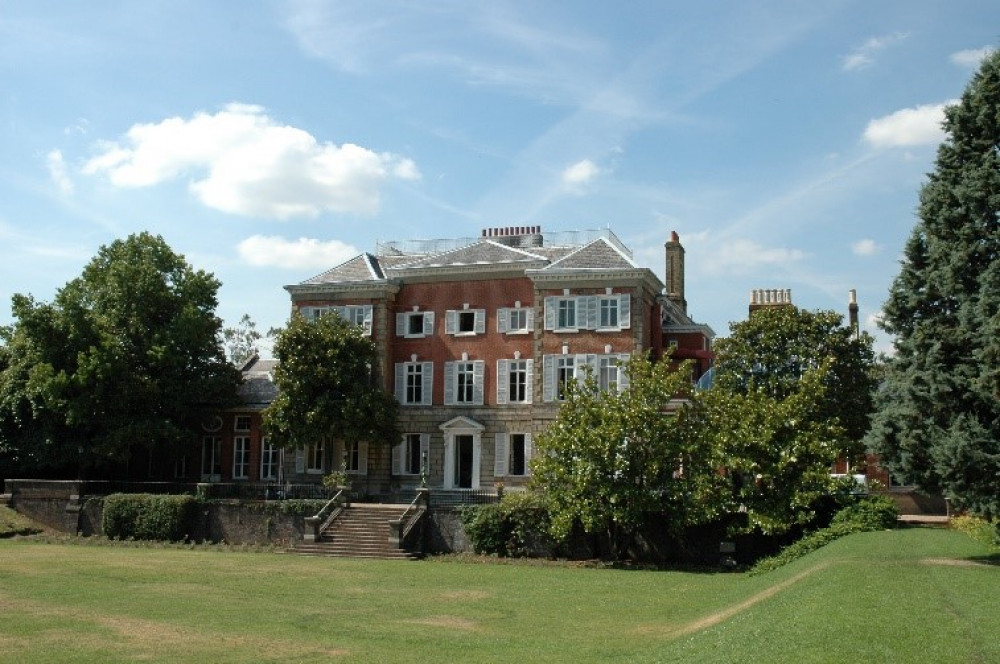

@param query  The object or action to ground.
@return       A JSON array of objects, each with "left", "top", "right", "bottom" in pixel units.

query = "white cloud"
[
  {"left": 950, "top": 47, "right": 995, "bottom": 68},
  {"left": 862, "top": 102, "right": 955, "bottom": 148},
  {"left": 82, "top": 104, "right": 420, "bottom": 220},
  {"left": 701, "top": 239, "right": 805, "bottom": 275},
  {"left": 851, "top": 238, "right": 877, "bottom": 256},
  {"left": 842, "top": 32, "right": 907, "bottom": 71},
  {"left": 237, "top": 235, "right": 360, "bottom": 270},
  {"left": 46, "top": 149, "right": 74, "bottom": 194},
  {"left": 562, "top": 158, "right": 600, "bottom": 186}
]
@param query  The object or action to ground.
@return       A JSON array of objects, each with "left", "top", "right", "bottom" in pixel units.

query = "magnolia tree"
[
  {"left": 531, "top": 354, "right": 721, "bottom": 556},
  {"left": 262, "top": 313, "right": 399, "bottom": 461}
]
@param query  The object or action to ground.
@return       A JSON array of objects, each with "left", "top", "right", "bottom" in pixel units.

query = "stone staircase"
[{"left": 289, "top": 503, "right": 422, "bottom": 560}]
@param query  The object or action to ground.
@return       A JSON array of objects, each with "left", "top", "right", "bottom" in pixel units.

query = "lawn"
[{"left": 0, "top": 528, "right": 997, "bottom": 663}]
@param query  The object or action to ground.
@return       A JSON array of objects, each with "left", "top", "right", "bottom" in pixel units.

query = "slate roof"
[
  {"left": 304, "top": 253, "right": 384, "bottom": 285},
  {"left": 297, "top": 231, "right": 641, "bottom": 286},
  {"left": 542, "top": 237, "right": 637, "bottom": 271},
  {"left": 390, "top": 240, "right": 546, "bottom": 270},
  {"left": 237, "top": 357, "right": 279, "bottom": 407}
]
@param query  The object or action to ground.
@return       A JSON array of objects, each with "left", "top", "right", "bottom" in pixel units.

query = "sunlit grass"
[{"left": 0, "top": 527, "right": 996, "bottom": 663}]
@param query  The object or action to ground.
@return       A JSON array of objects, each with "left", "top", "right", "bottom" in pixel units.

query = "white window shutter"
[
  {"left": 497, "top": 308, "right": 509, "bottom": 333},
  {"left": 496, "top": 359, "right": 510, "bottom": 404},
  {"left": 396, "top": 313, "right": 407, "bottom": 336},
  {"left": 392, "top": 439, "right": 403, "bottom": 475},
  {"left": 475, "top": 309, "right": 486, "bottom": 334},
  {"left": 445, "top": 310, "right": 457, "bottom": 334},
  {"left": 423, "top": 311, "right": 435, "bottom": 335},
  {"left": 525, "top": 307, "right": 535, "bottom": 330},
  {"left": 618, "top": 354, "right": 631, "bottom": 392},
  {"left": 577, "top": 354, "right": 591, "bottom": 388},
  {"left": 473, "top": 361, "right": 485, "bottom": 405},
  {"left": 394, "top": 363, "right": 405, "bottom": 402},
  {"left": 443, "top": 361, "right": 456, "bottom": 405},
  {"left": 494, "top": 433, "right": 508, "bottom": 477},
  {"left": 294, "top": 449, "right": 305, "bottom": 474},
  {"left": 544, "top": 297, "right": 556, "bottom": 330},
  {"left": 524, "top": 359, "right": 534, "bottom": 404},
  {"left": 421, "top": 362, "right": 434, "bottom": 405},
  {"left": 524, "top": 434, "right": 533, "bottom": 475},
  {"left": 584, "top": 296, "right": 598, "bottom": 330},
  {"left": 543, "top": 355, "right": 555, "bottom": 402},
  {"left": 619, "top": 294, "right": 631, "bottom": 330}
]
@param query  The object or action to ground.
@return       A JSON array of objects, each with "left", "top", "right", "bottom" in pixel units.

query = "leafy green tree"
[
  {"left": 866, "top": 50, "right": 1000, "bottom": 517},
  {"left": 713, "top": 305, "right": 876, "bottom": 462},
  {"left": 691, "top": 362, "right": 843, "bottom": 534},
  {"left": 262, "top": 313, "right": 399, "bottom": 457},
  {"left": 531, "top": 354, "right": 718, "bottom": 557},
  {"left": 0, "top": 233, "right": 240, "bottom": 475}
]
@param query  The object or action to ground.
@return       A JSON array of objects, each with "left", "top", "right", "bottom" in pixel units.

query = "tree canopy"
[
  {"left": 531, "top": 354, "right": 718, "bottom": 553},
  {"left": 712, "top": 305, "right": 877, "bottom": 462},
  {"left": 865, "top": 50, "right": 1000, "bottom": 517},
  {"left": 0, "top": 232, "right": 240, "bottom": 475},
  {"left": 262, "top": 312, "right": 399, "bottom": 452}
]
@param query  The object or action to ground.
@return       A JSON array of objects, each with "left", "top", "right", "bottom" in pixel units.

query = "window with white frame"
[
  {"left": 234, "top": 415, "right": 251, "bottom": 432},
  {"left": 497, "top": 358, "right": 533, "bottom": 404},
  {"left": 394, "top": 360, "right": 433, "bottom": 406},
  {"left": 396, "top": 309, "right": 435, "bottom": 338},
  {"left": 344, "top": 440, "right": 367, "bottom": 474},
  {"left": 306, "top": 441, "right": 324, "bottom": 474},
  {"left": 494, "top": 432, "right": 532, "bottom": 477},
  {"left": 497, "top": 304, "right": 533, "bottom": 334},
  {"left": 201, "top": 436, "right": 222, "bottom": 480},
  {"left": 544, "top": 294, "right": 631, "bottom": 332},
  {"left": 394, "top": 433, "right": 429, "bottom": 476},
  {"left": 445, "top": 307, "right": 486, "bottom": 336},
  {"left": 301, "top": 305, "right": 373, "bottom": 335},
  {"left": 233, "top": 436, "right": 251, "bottom": 479},
  {"left": 260, "top": 439, "right": 279, "bottom": 481},
  {"left": 543, "top": 353, "right": 630, "bottom": 402},
  {"left": 444, "top": 359, "right": 485, "bottom": 406}
]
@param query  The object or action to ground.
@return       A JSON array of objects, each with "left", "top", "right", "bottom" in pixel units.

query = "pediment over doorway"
[{"left": 439, "top": 416, "right": 484, "bottom": 432}]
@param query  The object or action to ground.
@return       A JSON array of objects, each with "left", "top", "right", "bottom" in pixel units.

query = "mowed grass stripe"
[{"left": 0, "top": 528, "right": 997, "bottom": 663}]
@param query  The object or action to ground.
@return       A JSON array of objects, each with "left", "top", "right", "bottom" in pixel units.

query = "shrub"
[
  {"left": 950, "top": 514, "right": 1000, "bottom": 550},
  {"left": 750, "top": 496, "right": 898, "bottom": 575},
  {"left": 830, "top": 494, "right": 899, "bottom": 531},
  {"left": 461, "top": 492, "right": 555, "bottom": 557},
  {"left": 102, "top": 494, "right": 198, "bottom": 541}
]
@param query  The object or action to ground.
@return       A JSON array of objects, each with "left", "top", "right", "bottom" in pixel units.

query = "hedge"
[{"left": 102, "top": 493, "right": 199, "bottom": 541}]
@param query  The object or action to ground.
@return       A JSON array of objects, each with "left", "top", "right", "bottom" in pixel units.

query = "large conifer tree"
[{"left": 866, "top": 50, "right": 1000, "bottom": 517}]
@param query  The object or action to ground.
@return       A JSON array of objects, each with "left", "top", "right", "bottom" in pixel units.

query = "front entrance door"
[{"left": 454, "top": 435, "right": 474, "bottom": 488}]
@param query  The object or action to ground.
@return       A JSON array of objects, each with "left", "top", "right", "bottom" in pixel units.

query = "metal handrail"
[
  {"left": 312, "top": 489, "right": 345, "bottom": 530},
  {"left": 398, "top": 490, "right": 427, "bottom": 540}
]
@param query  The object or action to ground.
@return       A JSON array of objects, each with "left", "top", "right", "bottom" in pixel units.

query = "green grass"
[
  {"left": 0, "top": 505, "right": 42, "bottom": 537},
  {"left": 0, "top": 528, "right": 997, "bottom": 663}
]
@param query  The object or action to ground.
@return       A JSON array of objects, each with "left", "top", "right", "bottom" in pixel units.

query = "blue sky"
[{"left": 2, "top": 1, "right": 997, "bottom": 355}]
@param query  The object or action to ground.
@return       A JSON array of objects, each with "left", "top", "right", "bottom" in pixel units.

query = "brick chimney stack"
[{"left": 664, "top": 231, "right": 687, "bottom": 314}]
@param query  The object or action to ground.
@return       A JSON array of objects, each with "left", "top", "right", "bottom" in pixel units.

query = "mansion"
[{"left": 200, "top": 226, "right": 714, "bottom": 498}]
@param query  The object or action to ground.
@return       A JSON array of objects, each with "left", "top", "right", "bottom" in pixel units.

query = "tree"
[
  {"left": 0, "top": 233, "right": 240, "bottom": 474},
  {"left": 866, "top": 50, "right": 1000, "bottom": 517},
  {"left": 712, "top": 306, "right": 877, "bottom": 463},
  {"left": 221, "top": 313, "right": 277, "bottom": 366},
  {"left": 691, "top": 361, "right": 843, "bottom": 534},
  {"left": 262, "top": 313, "right": 399, "bottom": 459},
  {"left": 531, "top": 354, "right": 719, "bottom": 556}
]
